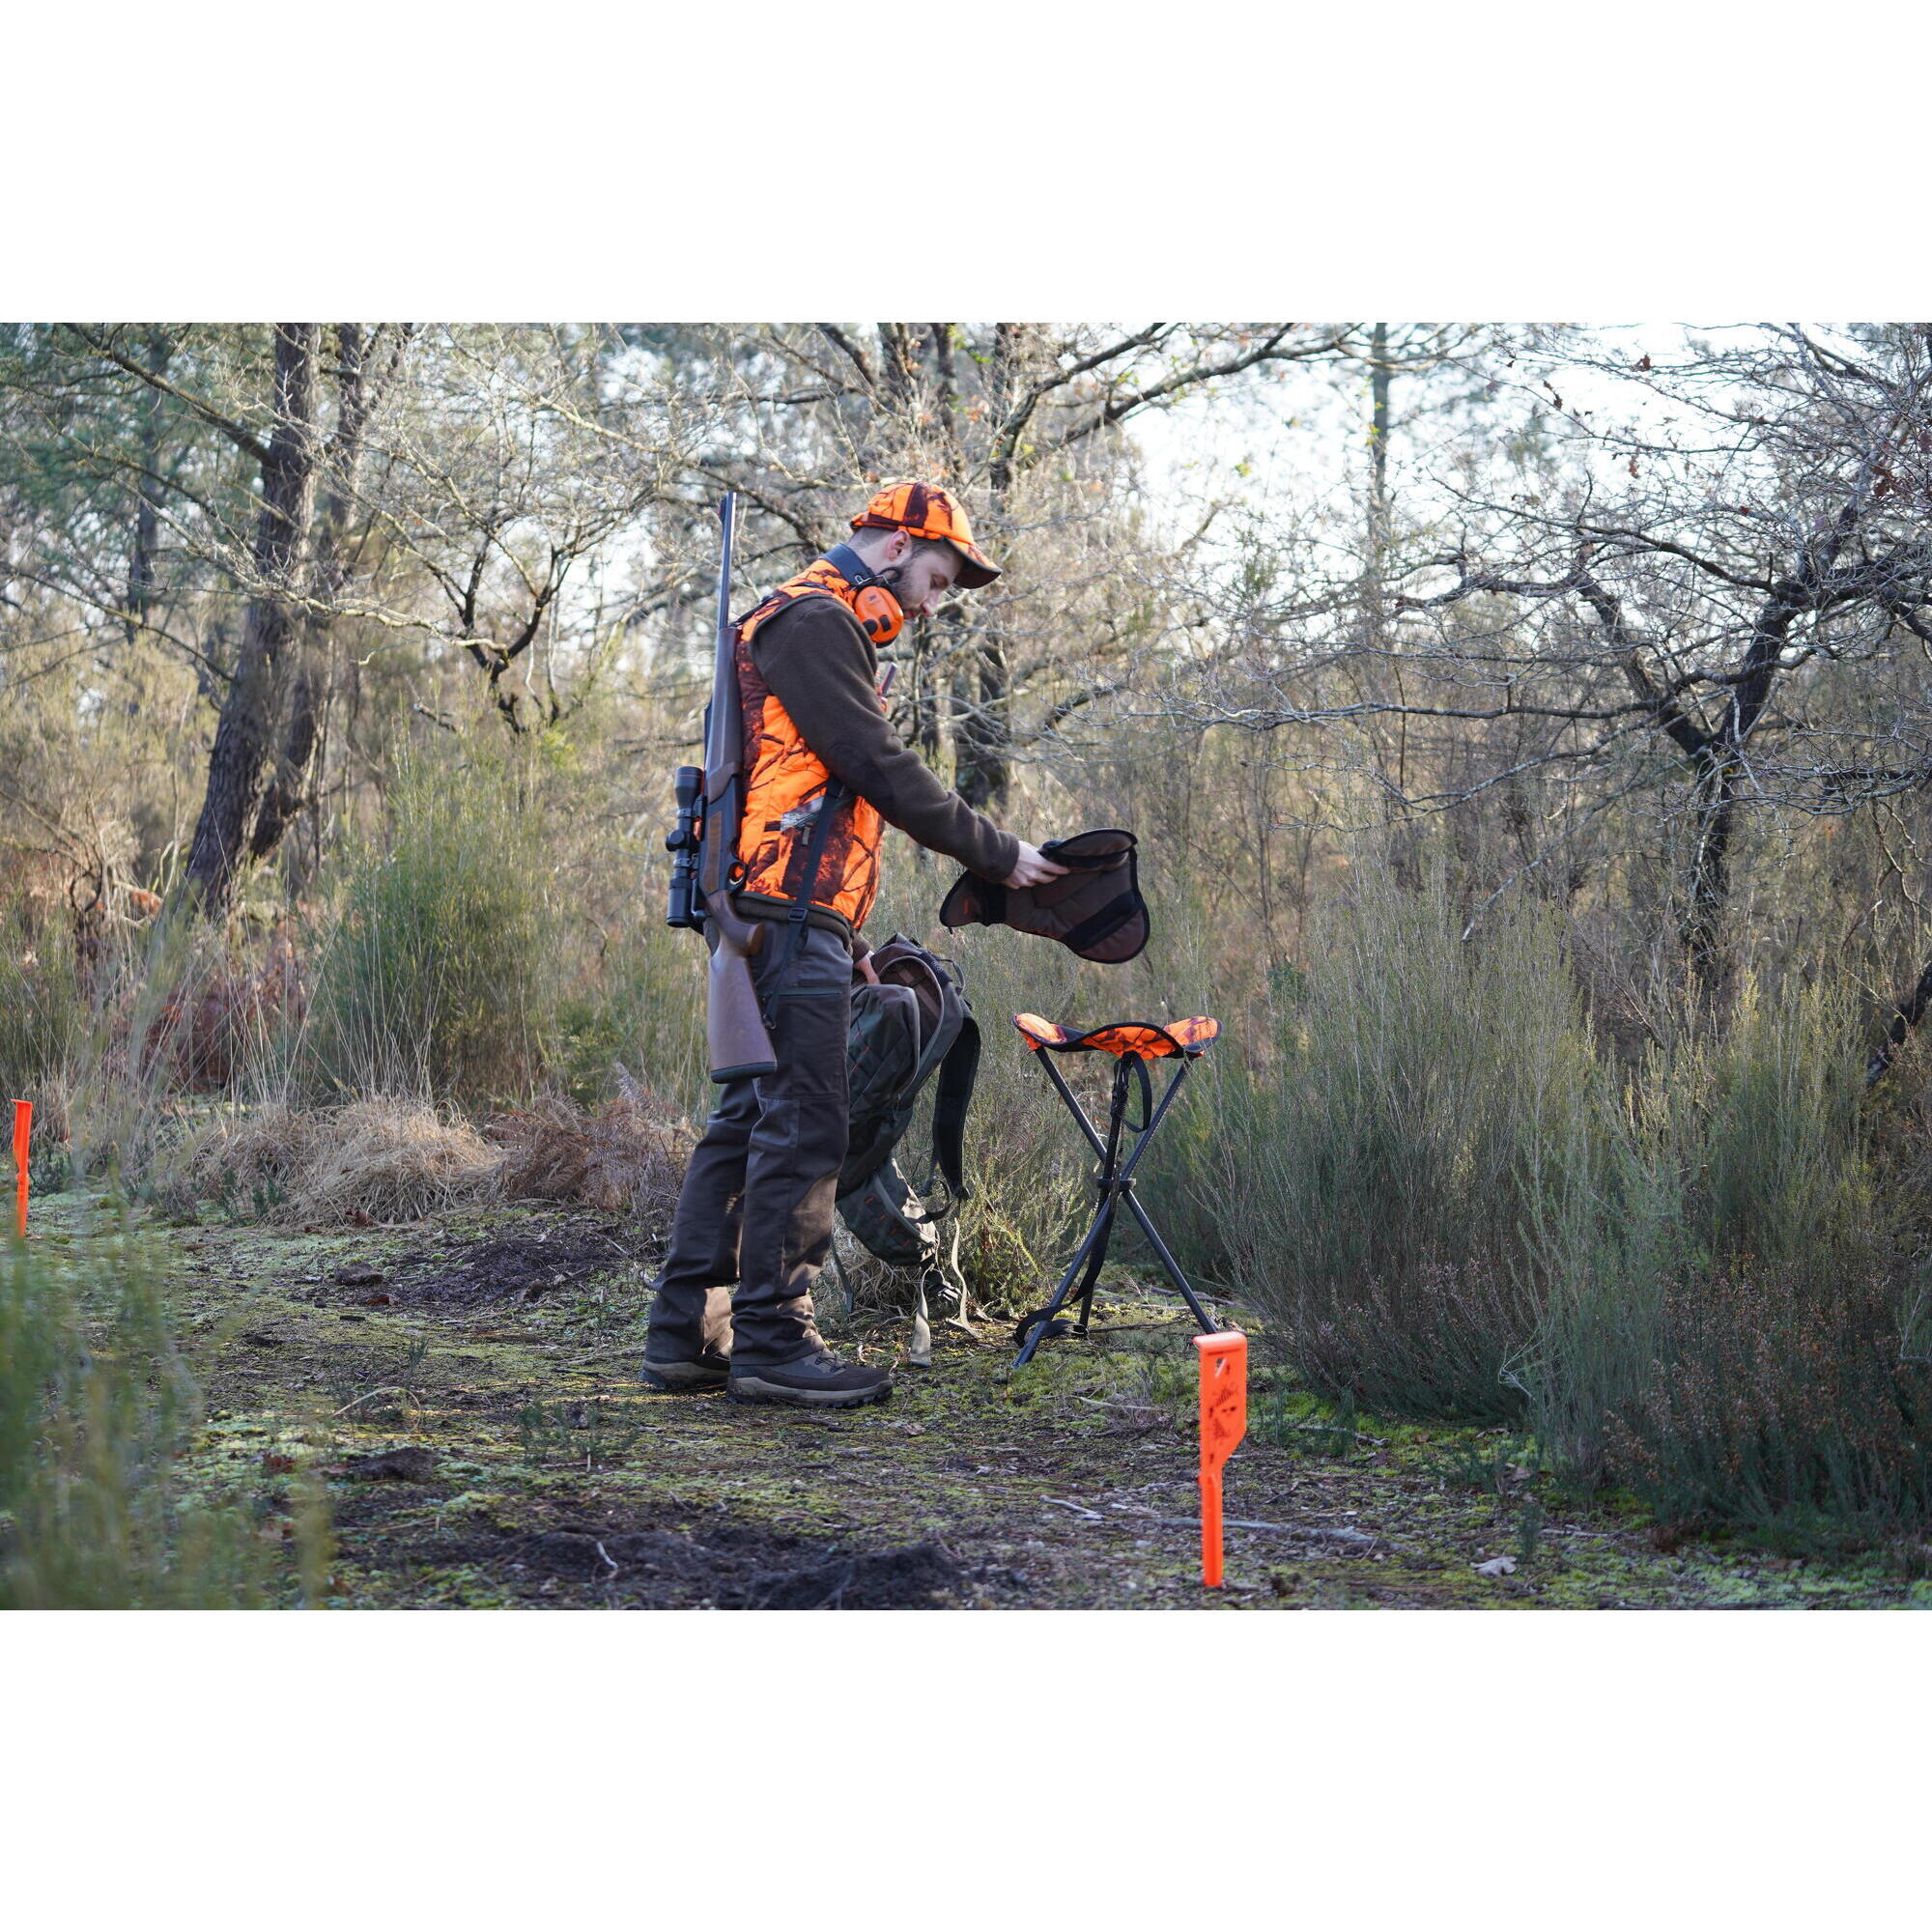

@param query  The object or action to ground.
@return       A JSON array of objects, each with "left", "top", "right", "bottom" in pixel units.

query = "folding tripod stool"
[{"left": 1009, "top": 1012, "right": 1222, "bottom": 1366}]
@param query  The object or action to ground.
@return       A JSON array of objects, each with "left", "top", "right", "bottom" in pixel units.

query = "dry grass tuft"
[
  {"left": 186, "top": 1095, "right": 504, "bottom": 1225},
  {"left": 488, "top": 1072, "right": 694, "bottom": 1226},
  {"left": 297, "top": 1098, "right": 504, "bottom": 1225},
  {"left": 183, "top": 1100, "right": 317, "bottom": 1212}
]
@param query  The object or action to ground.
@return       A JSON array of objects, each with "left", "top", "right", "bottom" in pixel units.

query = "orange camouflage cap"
[{"left": 851, "top": 481, "right": 1002, "bottom": 589}]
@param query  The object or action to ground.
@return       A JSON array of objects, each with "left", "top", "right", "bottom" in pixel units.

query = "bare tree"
[
  {"left": 181, "top": 323, "right": 322, "bottom": 910},
  {"left": 1179, "top": 325, "right": 1932, "bottom": 990},
  {"left": 656, "top": 322, "right": 1356, "bottom": 814},
  {"left": 249, "top": 322, "right": 409, "bottom": 876}
]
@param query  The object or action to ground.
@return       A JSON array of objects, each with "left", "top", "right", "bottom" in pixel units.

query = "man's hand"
[
  {"left": 854, "top": 950, "right": 880, "bottom": 984},
  {"left": 1006, "top": 841, "right": 1070, "bottom": 889}
]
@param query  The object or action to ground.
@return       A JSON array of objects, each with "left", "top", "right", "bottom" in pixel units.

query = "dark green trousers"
[{"left": 645, "top": 922, "right": 852, "bottom": 1368}]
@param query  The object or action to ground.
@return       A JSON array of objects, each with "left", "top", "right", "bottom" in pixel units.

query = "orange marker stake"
[
  {"left": 12, "top": 1099, "right": 30, "bottom": 1238},
  {"left": 1193, "top": 1330, "right": 1247, "bottom": 1587}
]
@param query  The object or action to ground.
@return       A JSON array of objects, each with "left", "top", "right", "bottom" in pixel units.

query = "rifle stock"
[
  {"left": 699, "top": 493, "right": 777, "bottom": 1082},
  {"left": 703, "top": 890, "right": 773, "bottom": 1080}
]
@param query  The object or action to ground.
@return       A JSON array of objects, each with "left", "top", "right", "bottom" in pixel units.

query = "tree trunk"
[
  {"left": 125, "top": 330, "right": 171, "bottom": 648},
  {"left": 912, "top": 324, "right": 958, "bottom": 763},
  {"left": 1363, "top": 323, "right": 1408, "bottom": 810},
  {"left": 1868, "top": 954, "right": 1932, "bottom": 1085},
  {"left": 250, "top": 325, "right": 378, "bottom": 876},
  {"left": 1680, "top": 753, "right": 1736, "bottom": 980},
  {"left": 184, "top": 324, "right": 321, "bottom": 912},
  {"left": 952, "top": 629, "right": 1011, "bottom": 812},
  {"left": 952, "top": 324, "right": 1025, "bottom": 813},
  {"left": 1680, "top": 581, "right": 1804, "bottom": 981}
]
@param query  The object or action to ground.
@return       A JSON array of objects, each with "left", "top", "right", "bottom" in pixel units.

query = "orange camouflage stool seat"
[
  {"left": 1009, "top": 1010, "right": 1223, "bottom": 1366},
  {"left": 1012, "top": 1013, "right": 1219, "bottom": 1060}
]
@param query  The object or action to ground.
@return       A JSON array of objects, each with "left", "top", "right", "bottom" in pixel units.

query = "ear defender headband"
[{"left": 825, "top": 542, "right": 904, "bottom": 644}]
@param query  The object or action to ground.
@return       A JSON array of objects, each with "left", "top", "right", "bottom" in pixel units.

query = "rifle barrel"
[{"left": 706, "top": 493, "right": 738, "bottom": 777}]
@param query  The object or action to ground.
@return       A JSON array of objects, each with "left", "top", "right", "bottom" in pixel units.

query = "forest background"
[{"left": 7, "top": 320, "right": 1932, "bottom": 1564}]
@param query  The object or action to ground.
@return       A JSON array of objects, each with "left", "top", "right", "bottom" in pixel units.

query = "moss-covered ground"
[{"left": 28, "top": 1188, "right": 1932, "bottom": 1609}]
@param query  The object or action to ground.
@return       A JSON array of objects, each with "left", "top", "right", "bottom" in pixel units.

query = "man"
[{"left": 642, "top": 482, "right": 1066, "bottom": 1408}]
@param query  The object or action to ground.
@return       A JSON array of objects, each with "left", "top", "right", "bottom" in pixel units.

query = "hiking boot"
[
  {"left": 639, "top": 1348, "right": 732, "bottom": 1393},
  {"left": 726, "top": 1350, "right": 893, "bottom": 1409}
]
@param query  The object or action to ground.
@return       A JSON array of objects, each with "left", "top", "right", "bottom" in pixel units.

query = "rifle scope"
[{"left": 665, "top": 763, "right": 706, "bottom": 930}]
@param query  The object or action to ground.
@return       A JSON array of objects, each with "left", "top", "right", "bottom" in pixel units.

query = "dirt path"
[{"left": 35, "top": 1191, "right": 1927, "bottom": 1609}]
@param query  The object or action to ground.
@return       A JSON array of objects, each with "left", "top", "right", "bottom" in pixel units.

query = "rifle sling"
[{"left": 760, "top": 780, "right": 850, "bottom": 1027}]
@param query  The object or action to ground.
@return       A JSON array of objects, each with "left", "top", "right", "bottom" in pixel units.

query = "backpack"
[{"left": 833, "top": 934, "right": 980, "bottom": 1363}]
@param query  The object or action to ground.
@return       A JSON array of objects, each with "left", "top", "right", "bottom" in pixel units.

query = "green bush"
[
  {"left": 0, "top": 1237, "right": 300, "bottom": 1607},
  {"left": 1602, "top": 1249, "right": 1932, "bottom": 1546},
  {"left": 1231, "top": 866, "right": 1601, "bottom": 1420},
  {"left": 307, "top": 753, "right": 557, "bottom": 1105},
  {"left": 554, "top": 921, "right": 709, "bottom": 1118},
  {"left": 1215, "top": 863, "right": 1925, "bottom": 1545},
  {"left": 1532, "top": 977, "right": 1881, "bottom": 1484}
]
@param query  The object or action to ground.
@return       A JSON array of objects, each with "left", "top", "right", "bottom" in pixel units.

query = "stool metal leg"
[
  {"left": 1014, "top": 1188, "right": 1119, "bottom": 1366},
  {"left": 1014, "top": 1058, "right": 1130, "bottom": 1366},
  {"left": 1015, "top": 1043, "right": 1221, "bottom": 1364},
  {"left": 1121, "top": 1186, "right": 1219, "bottom": 1335}
]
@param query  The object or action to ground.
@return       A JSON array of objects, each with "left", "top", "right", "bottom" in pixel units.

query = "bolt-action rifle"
[{"left": 664, "top": 493, "right": 777, "bottom": 1081}]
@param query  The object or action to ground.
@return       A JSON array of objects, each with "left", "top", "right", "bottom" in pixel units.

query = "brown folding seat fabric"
[{"left": 937, "top": 828, "right": 1150, "bottom": 964}]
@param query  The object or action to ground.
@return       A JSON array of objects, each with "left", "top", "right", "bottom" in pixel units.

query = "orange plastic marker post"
[
  {"left": 12, "top": 1099, "right": 30, "bottom": 1237},
  {"left": 1193, "top": 1330, "right": 1247, "bottom": 1587}
]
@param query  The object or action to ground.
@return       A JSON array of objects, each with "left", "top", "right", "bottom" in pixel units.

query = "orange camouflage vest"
[{"left": 732, "top": 557, "right": 888, "bottom": 932}]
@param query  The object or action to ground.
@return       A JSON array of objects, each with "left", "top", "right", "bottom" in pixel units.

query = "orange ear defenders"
[{"left": 825, "top": 542, "right": 904, "bottom": 644}]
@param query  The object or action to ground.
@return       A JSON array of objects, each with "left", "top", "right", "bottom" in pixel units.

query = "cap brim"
[{"left": 946, "top": 537, "right": 1001, "bottom": 590}]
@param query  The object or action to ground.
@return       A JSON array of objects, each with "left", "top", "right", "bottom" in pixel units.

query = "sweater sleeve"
[{"left": 751, "top": 595, "right": 1020, "bottom": 881}]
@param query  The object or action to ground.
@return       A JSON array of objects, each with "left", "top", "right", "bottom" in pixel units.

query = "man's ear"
[{"left": 881, "top": 527, "right": 912, "bottom": 565}]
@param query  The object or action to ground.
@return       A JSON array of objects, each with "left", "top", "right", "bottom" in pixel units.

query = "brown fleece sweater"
[{"left": 748, "top": 593, "right": 1020, "bottom": 890}]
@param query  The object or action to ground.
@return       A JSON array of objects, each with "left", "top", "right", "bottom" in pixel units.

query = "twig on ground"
[
  {"left": 1146, "top": 1514, "right": 1395, "bottom": 1551},
  {"left": 1268, "top": 1421, "right": 1389, "bottom": 1445},
  {"left": 330, "top": 1384, "right": 409, "bottom": 1417}
]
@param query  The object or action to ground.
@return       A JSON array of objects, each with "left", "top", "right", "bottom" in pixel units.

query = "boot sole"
[
  {"left": 725, "top": 1374, "right": 893, "bottom": 1408},
  {"left": 639, "top": 1362, "right": 730, "bottom": 1393}
]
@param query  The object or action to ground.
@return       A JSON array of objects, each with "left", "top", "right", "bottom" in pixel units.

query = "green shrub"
[
  {"left": 1531, "top": 978, "right": 1883, "bottom": 1488},
  {"left": 1232, "top": 866, "right": 1603, "bottom": 1420},
  {"left": 307, "top": 753, "right": 556, "bottom": 1105},
  {"left": 1602, "top": 1249, "right": 1932, "bottom": 1546},
  {"left": 0, "top": 1237, "right": 298, "bottom": 1607},
  {"left": 554, "top": 921, "right": 708, "bottom": 1118},
  {"left": 1639, "top": 976, "right": 1871, "bottom": 1267}
]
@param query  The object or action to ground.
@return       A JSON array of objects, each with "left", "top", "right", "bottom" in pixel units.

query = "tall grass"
[
  {"left": 0, "top": 905, "right": 86, "bottom": 1105},
  {"left": 62, "top": 910, "right": 302, "bottom": 1195},
  {"left": 1531, "top": 977, "right": 1882, "bottom": 1485}
]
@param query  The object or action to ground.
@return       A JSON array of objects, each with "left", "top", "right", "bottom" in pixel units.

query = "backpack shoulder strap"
[{"left": 929, "top": 1013, "right": 980, "bottom": 1203}]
